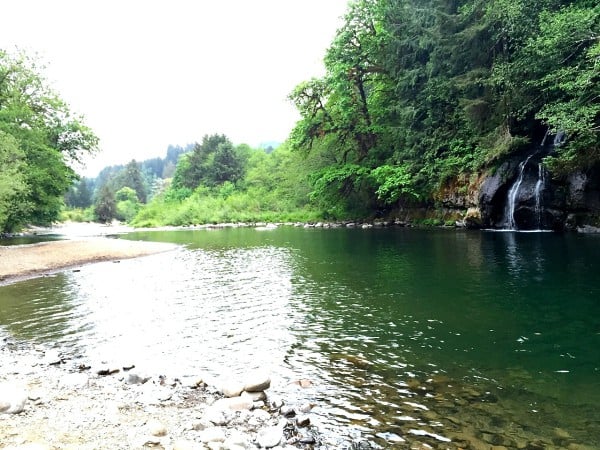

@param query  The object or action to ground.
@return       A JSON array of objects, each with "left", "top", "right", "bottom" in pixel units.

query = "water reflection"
[
  {"left": 0, "top": 273, "right": 86, "bottom": 344},
  {"left": 0, "top": 228, "right": 598, "bottom": 448}
]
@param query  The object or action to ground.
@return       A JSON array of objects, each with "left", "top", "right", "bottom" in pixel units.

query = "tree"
[
  {"left": 94, "top": 185, "right": 116, "bottom": 223},
  {"left": 212, "top": 142, "right": 245, "bottom": 185},
  {"left": 114, "top": 186, "right": 140, "bottom": 222},
  {"left": 0, "top": 49, "right": 98, "bottom": 231},
  {"left": 121, "top": 159, "right": 147, "bottom": 203},
  {"left": 65, "top": 177, "right": 92, "bottom": 208},
  {"left": 0, "top": 131, "right": 28, "bottom": 232},
  {"left": 171, "top": 134, "right": 245, "bottom": 189}
]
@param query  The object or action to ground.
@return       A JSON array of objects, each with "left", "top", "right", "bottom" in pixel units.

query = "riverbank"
[
  {"left": 0, "top": 236, "right": 178, "bottom": 286},
  {"left": 0, "top": 340, "right": 314, "bottom": 450}
]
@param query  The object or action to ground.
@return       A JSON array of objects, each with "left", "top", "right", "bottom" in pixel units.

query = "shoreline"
[
  {"left": 0, "top": 340, "right": 315, "bottom": 450},
  {"left": 0, "top": 237, "right": 178, "bottom": 286}
]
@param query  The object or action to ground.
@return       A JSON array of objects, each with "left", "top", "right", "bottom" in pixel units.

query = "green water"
[{"left": 1, "top": 227, "right": 599, "bottom": 448}]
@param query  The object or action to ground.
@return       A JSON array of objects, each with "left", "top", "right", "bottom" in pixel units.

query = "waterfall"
[
  {"left": 505, "top": 154, "right": 534, "bottom": 230},
  {"left": 534, "top": 162, "right": 546, "bottom": 229}
]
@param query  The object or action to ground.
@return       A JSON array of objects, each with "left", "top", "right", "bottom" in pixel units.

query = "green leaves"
[
  {"left": 370, "top": 164, "right": 418, "bottom": 204},
  {"left": 0, "top": 49, "right": 98, "bottom": 231}
]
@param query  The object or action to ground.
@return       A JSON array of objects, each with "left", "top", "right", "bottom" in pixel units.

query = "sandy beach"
[{"left": 0, "top": 225, "right": 178, "bottom": 285}]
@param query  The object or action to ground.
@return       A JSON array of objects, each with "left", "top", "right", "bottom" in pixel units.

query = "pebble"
[
  {"left": 146, "top": 418, "right": 168, "bottom": 437},
  {"left": 126, "top": 371, "right": 151, "bottom": 385}
]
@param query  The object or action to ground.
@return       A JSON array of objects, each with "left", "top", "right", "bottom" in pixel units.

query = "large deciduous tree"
[{"left": 0, "top": 49, "right": 98, "bottom": 232}]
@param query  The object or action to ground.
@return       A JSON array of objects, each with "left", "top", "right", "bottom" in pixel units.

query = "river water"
[{"left": 1, "top": 227, "right": 599, "bottom": 448}]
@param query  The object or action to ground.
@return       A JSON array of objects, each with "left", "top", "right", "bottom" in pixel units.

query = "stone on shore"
[
  {"left": 146, "top": 418, "right": 168, "bottom": 437},
  {"left": 221, "top": 380, "right": 245, "bottom": 397},
  {"left": 43, "top": 349, "right": 62, "bottom": 365},
  {"left": 244, "top": 371, "right": 271, "bottom": 392},
  {"left": 241, "top": 390, "right": 267, "bottom": 402},
  {"left": 257, "top": 424, "right": 283, "bottom": 448},
  {"left": 126, "top": 370, "right": 151, "bottom": 385},
  {"left": 212, "top": 395, "right": 254, "bottom": 411},
  {"left": 0, "top": 383, "right": 27, "bottom": 414}
]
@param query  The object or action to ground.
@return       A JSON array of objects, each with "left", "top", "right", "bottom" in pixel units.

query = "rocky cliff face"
[{"left": 443, "top": 154, "right": 600, "bottom": 231}]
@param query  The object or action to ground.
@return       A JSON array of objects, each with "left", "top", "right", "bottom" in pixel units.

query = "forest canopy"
[{"left": 288, "top": 0, "right": 599, "bottom": 214}]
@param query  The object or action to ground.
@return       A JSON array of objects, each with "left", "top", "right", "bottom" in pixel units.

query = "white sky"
[{"left": 0, "top": 0, "right": 348, "bottom": 176}]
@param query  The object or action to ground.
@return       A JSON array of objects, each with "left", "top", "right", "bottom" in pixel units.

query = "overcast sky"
[{"left": 0, "top": 0, "right": 348, "bottom": 176}]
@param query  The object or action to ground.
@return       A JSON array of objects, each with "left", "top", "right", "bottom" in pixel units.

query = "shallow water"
[{"left": 1, "top": 228, "right": 599, "bottom": 448}]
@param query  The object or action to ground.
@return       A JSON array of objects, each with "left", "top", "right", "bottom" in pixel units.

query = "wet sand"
[{"left": 0, "top": 237, "right": 178, "bottom": 285}]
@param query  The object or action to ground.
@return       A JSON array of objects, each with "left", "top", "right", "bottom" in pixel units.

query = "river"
[{"left": 1, "top": 227, "right": 599, "bottom": 448}]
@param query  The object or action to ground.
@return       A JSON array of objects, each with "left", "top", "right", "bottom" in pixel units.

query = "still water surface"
[{"left": 1, "top": 228, "right": 599, "bottom": 448}]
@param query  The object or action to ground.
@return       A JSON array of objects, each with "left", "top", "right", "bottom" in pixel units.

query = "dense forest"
[
  {"left": 285, "top": 0, "right": 599, "bottom": 221},
  {"left": 2, "top": 0, "right": 599, "bottom": 232}
]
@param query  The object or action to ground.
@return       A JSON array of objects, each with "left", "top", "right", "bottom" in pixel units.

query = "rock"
[
  {"left": 252, "top": 408, "right": 271, "bottom": 423},
  {"left": 257, "top": 425, "right": 283, "bottom": 448},
  {"left": 244, "top": 371, "right": 271, "bottom": 392},
  {"left": 297, "top": 402, "right": 313, "bottom": 413},
  {"left": 224, "top": 430, "right": 251, "bottom": 448},
  {"left": 296, "top": 415, "right": 310, "bottom": 427},
  {"left": 221, "top": 380, "right": 245, "bottom": 397},
  {"left": 464, "top": 207, "right": 483, "bottom": 228},
  {"left": 0, "top": 383, "right": 27, "bottom": 414},
  {"left": 199, "top": 426, "right": 226, "bottom": 443},
  {"left": 204, "top": 408, "right": 233, "bottom": 426},
  {"left": 241, "top": 390, "right": 266, "bottom": 402},
  {"left": 126, "top": 371, "right": 151, "bottom": 385},
  {"left": 146, "top": 418, "right": 167, "bottom": 437},
  {"left": 280, "top": 405, "right": 295, "bottom": 417},
  {"left": 212, "top": 396, "right": 253, "bottom": 411},
  {"left": 94, "top": 363, "right": 120, "bottom": 376},
  {"left": 43, "top": 349, "right": 62, "bottom": 365},
  {"left": 553, "top": 428, "right": 571, "bottom": 440},
  {"left": 577, "top": 225, "right": 600, "bottom": 233}
]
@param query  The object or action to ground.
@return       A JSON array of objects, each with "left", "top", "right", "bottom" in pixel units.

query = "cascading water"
[
  {"left": 500, "top": 130, "right": 564, "bottom": 230},
  {"left": 534, "top": 162, "right": 546, "bottom": 227},
  {"left": 505, "top": 154, "right": 534, "bottom": 230}
]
